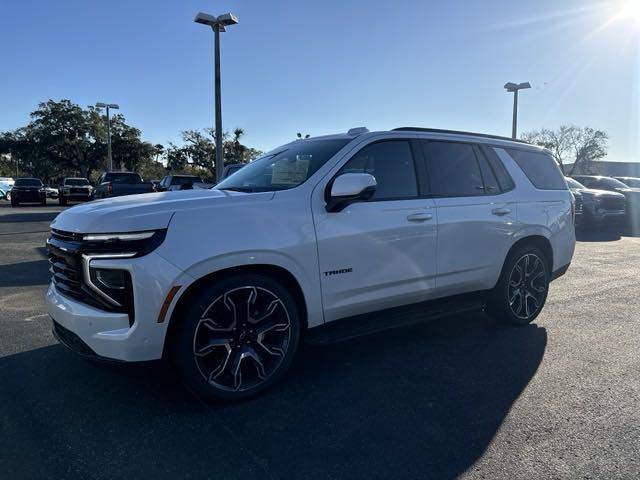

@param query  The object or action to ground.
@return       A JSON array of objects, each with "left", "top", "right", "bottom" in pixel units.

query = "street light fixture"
[
  {"left": 95, "top": 102, "right": 120, "bottom": 171},
  {"left": 194, "top": 11, "right": 239, "bottom": 183},
  {"left": 504, "top": 82, "right": 531, "bottom": 139}
]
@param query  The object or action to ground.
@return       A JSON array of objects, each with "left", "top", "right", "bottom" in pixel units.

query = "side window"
[
  {"left": 478, "top": 144, "right": 515, "bottom": 192},
  {"left": 339, "top": 140, "right": 418, "bottom": 200},
  {"left": 424, "top": 141, "right": 485, "bottom": 197},
  {"left": 475, "top": 147, "right": 500, "bottom": 194},
  {"left": 504, "top": 148, "right": 566, "bottom": 190}
]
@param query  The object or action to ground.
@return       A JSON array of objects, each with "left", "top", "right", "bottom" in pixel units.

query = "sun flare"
[{"left": 611, "top": 0, "right": 640, "bottom": 25}]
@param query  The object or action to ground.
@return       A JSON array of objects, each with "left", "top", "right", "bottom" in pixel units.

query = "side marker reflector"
[{"left": 158, "top": 286, "right": 181, "bottom": 323}]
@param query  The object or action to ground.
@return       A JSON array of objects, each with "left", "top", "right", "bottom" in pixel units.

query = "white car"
[{"left": 46, "top": 127, "right": 575, "bottom": 401}]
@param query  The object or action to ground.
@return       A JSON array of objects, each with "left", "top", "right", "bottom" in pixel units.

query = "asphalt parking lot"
[{"left": 1, "top": 201, "right": 639, "bottom": 480}]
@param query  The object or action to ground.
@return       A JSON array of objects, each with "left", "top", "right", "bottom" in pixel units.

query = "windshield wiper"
[{"left": 217, "top": 186, "right": 254, "bottom": 193}]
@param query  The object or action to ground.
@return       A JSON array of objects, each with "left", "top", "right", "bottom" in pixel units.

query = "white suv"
[{"left": 46, "top": 127, "right": 575, "bottom": 400}]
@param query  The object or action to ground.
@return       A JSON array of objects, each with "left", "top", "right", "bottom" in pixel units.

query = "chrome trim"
[{"left": 82, "top": 253, "right": 136, "bottom": 307}]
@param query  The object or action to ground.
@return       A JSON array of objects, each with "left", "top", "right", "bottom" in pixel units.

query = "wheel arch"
[
  {"left": 163, "top": 263, "right": 310, "bottom": 358},
  {"left": 504, "top": 235, "right": 554, "bottom": 275}
]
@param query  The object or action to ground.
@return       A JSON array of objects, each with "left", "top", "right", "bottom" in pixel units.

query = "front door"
[{"left": 312, "top": 139, "right": 438, "bottom": 323}]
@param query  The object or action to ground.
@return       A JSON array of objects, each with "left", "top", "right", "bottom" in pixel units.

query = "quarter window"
[
  {"left": 504, "top": 148, "right": 566, "bottom": 190},
  {"left": 424, "top": 141, "right": 485, "bottom": 197},
  {"left": 339, "top": 141, "right": 418, "bottom": 200}
]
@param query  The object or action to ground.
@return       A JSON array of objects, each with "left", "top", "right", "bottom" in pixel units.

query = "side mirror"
[{"left": 326, "top": 173, "right": 377, "bottom": 212}]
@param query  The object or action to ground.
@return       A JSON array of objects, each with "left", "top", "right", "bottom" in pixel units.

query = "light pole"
[
  {"left": 96, "top": 102, "right": 119, "bottom": 171},
  {"left": 504, "top": 82, "right": 531, "bottom": 139},
  {"left": 194, "top": 11, "right": 239, "bottom": 183}
]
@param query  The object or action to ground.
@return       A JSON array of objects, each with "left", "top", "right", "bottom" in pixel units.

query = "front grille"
[
  {"left": 47, "top": 229, "right": 135, "bottom": 324},
  {"left": 600, "top": 197, "right": 626, "bottom": 212},
  {"left": 49, "top": 249, "right": 84, "bottom": 301},
  {"left": 51, "top": 228, "right": 83, "bottom": 242},
  {"left": 575, "top": 197, "right": 583, "bottom": 214}
]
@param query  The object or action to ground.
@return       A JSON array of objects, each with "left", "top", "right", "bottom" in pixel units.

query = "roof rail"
[
  {"left": 392, "top": 127, "right": 530, "bottom": 144},
  {"left": 347, "top": 127, "right": 369, "bottom": 136}
]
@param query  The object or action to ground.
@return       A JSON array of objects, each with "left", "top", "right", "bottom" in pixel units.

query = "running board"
[{"left": 305, "top": 293, "right": 487, "bottom": 346}]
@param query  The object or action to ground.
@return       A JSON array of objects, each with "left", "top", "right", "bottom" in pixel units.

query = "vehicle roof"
[
  {"left": 16, "top": 177, "right": 41, "bottom": 180},
  {"left": 64, "top": 177, "right": 89, "bottom": 180},
  {"left": 304, "top": 127, "right": 544, "bottom": 152}
]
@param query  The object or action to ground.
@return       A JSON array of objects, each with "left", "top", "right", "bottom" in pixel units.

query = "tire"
[
  {"left": 170, "top": 273, "right": 302, "bottom": 402},
  {"left": 59, "top": 197, "right": 67, "bottom": 206},
  {"left": 5, "top": 192, "right": 10, "bottom": 202},
  {"left": 487, "top": 245, "right": 550, "bottom": 325}
]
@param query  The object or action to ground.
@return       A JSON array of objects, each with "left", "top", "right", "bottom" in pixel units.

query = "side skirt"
[{"left": 305, "top": 292, "right": 488, "bottom": 345}]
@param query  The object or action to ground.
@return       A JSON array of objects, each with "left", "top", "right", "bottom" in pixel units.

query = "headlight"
[{"left": 81, "top": 230, "right": 166, "bottom": 257}]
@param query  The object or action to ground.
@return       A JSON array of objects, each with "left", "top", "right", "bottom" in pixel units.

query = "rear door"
[
  {"left": 419, "top": 139, "right": 518, "bottom": 296},
  {"left": 313, "top": 138, "right": 438, "bottom": 322}
]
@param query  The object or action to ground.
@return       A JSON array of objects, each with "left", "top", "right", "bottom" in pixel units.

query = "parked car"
[
  {"left": 0, "top": 181, "right": 12, "bottom": 201},
  {"left": 220, "top": 163, "right": 245, "bottom": 180},
  {"left": 572, "top": 175, "right": 640, "bottom": 218},
  {"left": 0, "top": 177, "right": 15, "bottom": 187},
  {"left": 46, "top": 127, "right": 575, "bottom": 401},
  {"left": 156, "top": 175, "right": 209, "bottom": 191},
  {"left": 565, "top": 177, "right": 626, "bottom": 227},
  {"left": 58, "top": 177, "right": 92, "bottom": 205},
  {"left": 11, "top": 178, "right": 47, "bottom": 207},
  {"left": 44, "top": 185, "right": 59, "bottom": 199},
  {"left": 614, "top": 176, "right": 640, "bottom": 188},
  {"left": 93, "top": 172, "right": 154, "bottom": 199}
]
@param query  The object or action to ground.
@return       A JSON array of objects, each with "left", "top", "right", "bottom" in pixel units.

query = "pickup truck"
[{"left": 93, "top": 172, "right": 154, "bottom": 199}]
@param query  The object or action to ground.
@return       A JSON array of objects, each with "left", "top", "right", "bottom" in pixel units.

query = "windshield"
[
  {"left": 566, "top": 178, "right": 585, "bottom": 189},
  {"left": 15, "top": 178, "right": 42, "bottom": 187},
  {"left": 617, "top": 178, "right": 640, "bottom": 188},
  {"left": 215, "top": 138, "right": 351, "bottom": 192},
  {"left": 597, "top": 177, "right": 629, "bottom": 189},
  {"left": 66, "top": 178, "right": 90, "bottom": 186}
]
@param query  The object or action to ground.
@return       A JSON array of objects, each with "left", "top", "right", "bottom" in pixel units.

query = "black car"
[
  {"left": 156, "top": 175, "right": 205, "bottom": 191},
  {"left": 614, "top": 176, "right": 640, "bottom": 189},
  {"left": 11, "top": 178, "right": 46, "bottom": 207},
  {"left": 566, "top": 177, "right": 626, "bottom": 227},
  {"left": 572, "top": 175, "right": 640, "bottom": 218}
]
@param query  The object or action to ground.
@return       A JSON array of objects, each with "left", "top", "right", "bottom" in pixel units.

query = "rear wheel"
[
  {"left": 487, "top": 245, "right": 550, "bottom": 325},
  {"left": 171, "top": 274, "right": 301, "bottom": 402}
]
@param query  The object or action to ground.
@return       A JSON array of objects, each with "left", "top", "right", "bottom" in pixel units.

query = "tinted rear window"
[
  {"left": 15, "top": 178, "right": 42, "bottom": 187},
  {"left": 504, "top": 148, "right": 566, "bottom": 190},
  {"left": 105, "top": 173, "right": 143, "bottom": 184}
]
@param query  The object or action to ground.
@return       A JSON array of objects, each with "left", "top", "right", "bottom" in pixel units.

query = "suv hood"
[
  {"left": 577, "top": 188, "right": 626, "bottom": 199},
  {"left": 50, "top": 189, "right": 274, "bottom": 234}
]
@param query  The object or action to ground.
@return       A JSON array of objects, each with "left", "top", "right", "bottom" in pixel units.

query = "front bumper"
[
  {"left": 45, "top": 251, "right": 191, "bottom": 362},
  {"left": 14, "top": 191, "right": 45, "bottom": 202}
]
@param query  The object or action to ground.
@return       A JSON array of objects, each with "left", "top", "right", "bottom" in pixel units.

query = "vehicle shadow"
[
  {"left": 0, "top": 313, "right": 546, "bottom": 479},
  {"left": 0, "top": 211, "right": 60, "bottom": 224},
  {"left": 575, "top": 227, "right": 621, "bottom": 242},
  {"left": 0, "top": 259, "right": 50, "bottom": 287}
]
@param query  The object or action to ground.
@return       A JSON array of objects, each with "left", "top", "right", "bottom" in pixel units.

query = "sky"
[{"left": 0, "top": 0, "right": 638, "bottom": 161}]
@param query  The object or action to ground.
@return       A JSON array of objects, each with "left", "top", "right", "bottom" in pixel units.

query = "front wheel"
[
  {"left": 171, "top": 274, "right": 301, "bottom": 402},
  {"left": 487, "top": 246, "right": 550, "bottom": 325},
  {"left": 5, "top": 192, "right": 10, "bottom": 202}
]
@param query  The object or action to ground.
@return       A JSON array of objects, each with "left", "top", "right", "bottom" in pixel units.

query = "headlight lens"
[
  {"left": 82, "top": 230, "right": 166, "bottom": 257},
  {"left": 87, "top": 265, "right": 133, "bottom": 308}
]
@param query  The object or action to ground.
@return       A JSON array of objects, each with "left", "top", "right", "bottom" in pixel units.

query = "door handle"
[
  {"left": 407, "top": 213, "right": 433, "bottom": 222},
  {"left": 492, "top": 207, "right": 511, "bottom": 216}
]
